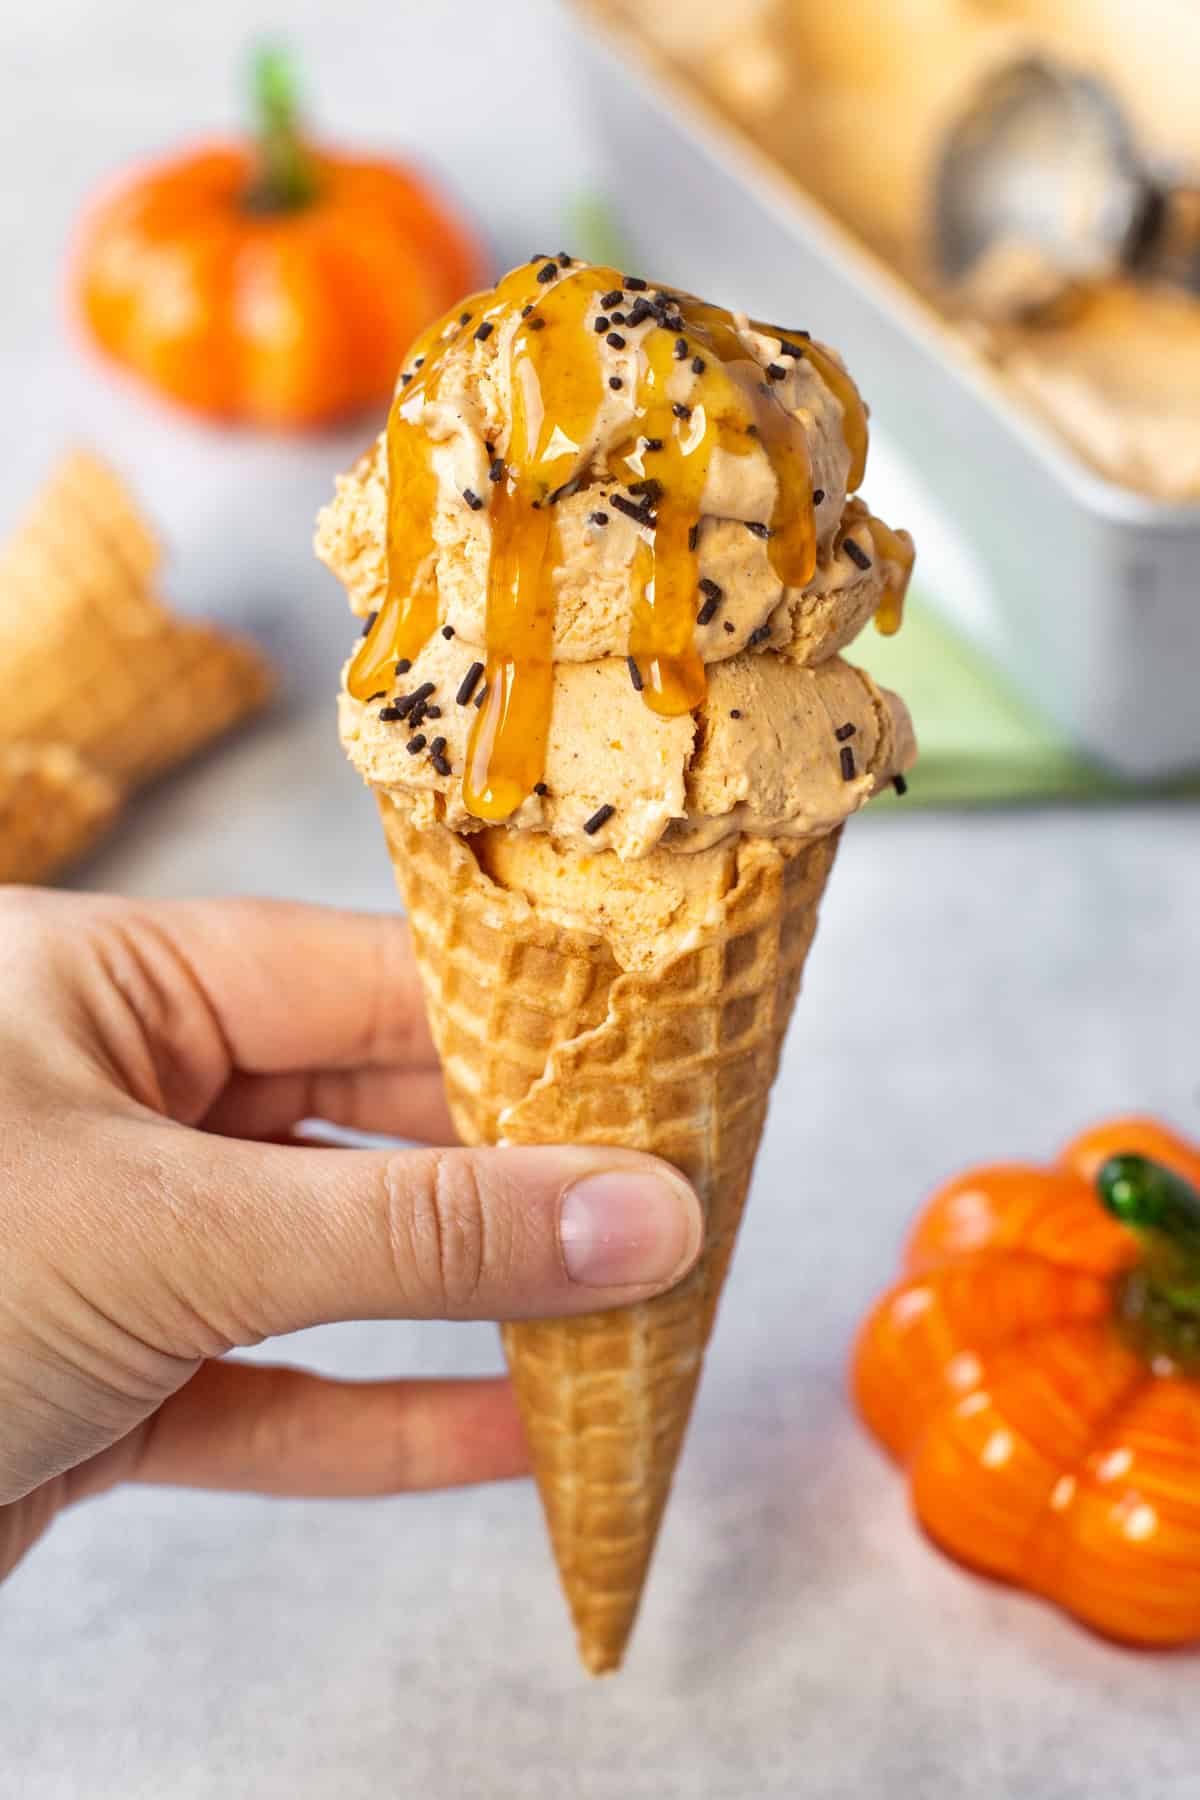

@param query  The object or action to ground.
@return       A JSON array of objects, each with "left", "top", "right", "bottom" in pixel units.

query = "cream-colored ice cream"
[{"left": 319, "top": 257, "right": 914, "bottom": 859}]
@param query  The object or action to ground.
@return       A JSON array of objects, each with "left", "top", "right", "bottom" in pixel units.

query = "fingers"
[
  {"left": 133, "top": 1124, "right": 705, "bottom": 1350},
  {"left": 129, "top": 1360, "right": 528, "bottom": 1496},
  {"left": 74, "top": 896, "right": 439, "bottom": 1122},
  {"left": 202, "top": 1066, "right": 456, "bottom": 1145}
]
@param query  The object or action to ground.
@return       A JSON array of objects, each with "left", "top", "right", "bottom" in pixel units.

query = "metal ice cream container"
[{"left": 561, "top": 4, "right": 1200, "bottom": 780}]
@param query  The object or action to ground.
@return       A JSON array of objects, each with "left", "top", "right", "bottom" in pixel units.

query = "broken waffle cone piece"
[
  {"left": 0, "top": 743, "right": 120, "bottom": 884},
  {"left": 380, "top": 793, "right": 839, "bottom": 1672},
  {"left": 0, "top": 450, "right": 274, "bottom": 879}
]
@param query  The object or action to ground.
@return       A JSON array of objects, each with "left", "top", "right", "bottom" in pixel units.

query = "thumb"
[{"left": 134, "top": 1128, "right": 705, "bottom": 1350}]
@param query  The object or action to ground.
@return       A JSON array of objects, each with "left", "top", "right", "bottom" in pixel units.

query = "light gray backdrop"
[{"left": 1, "top": 3, "right": 1196, "bottom": 1795}]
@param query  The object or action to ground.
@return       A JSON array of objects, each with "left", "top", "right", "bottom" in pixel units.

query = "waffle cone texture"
[
  {"left": 0, "top": 450, "right": 273, "bottom": 882},
  {"left": 380, "top": 794, "right": 839, "bottom": 1673}
]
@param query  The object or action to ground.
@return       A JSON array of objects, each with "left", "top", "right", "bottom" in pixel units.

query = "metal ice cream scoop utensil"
[{"left": 933, "top": 55, "right": 1200, "bottom": 316}]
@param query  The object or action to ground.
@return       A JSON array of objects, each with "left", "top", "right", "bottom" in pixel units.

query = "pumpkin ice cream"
[{"left": 317, "top": 255, "right": 916, "bottom": 1671}]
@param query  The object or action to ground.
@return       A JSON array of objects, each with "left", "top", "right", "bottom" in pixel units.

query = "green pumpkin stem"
[
  {"left": 244, "top": 45, "right": 318, "bottom": 214},
  {"left": 1099, "top": 1154, "right": 1200, "bottom": 1362}
]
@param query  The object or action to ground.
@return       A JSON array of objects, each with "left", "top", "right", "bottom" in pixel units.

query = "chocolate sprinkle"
[
  {"left": 601, "top": 289, "right": 624, "bottom": 309},
  {"left": 489, "top": 458, "right": 505, "bottom": 483},
  {"left": 766, "top": 363, "right": 787, "bottom": 381},
  {"left": 590, "top": 510, "right": 609, "bottom": 527},
  {"left": 463, "top": 489, "right": 484, "bottom": 511},
  {"left": 521, "top": 304, "right": 534, "bottom": 317},
  {"left": 834, "top": 722, "right": 856, "bottom": 742},
  {"left": 893, "top": 774, "right": 909, "bottom": 797},
  {"left": 527, "top": 317, "right": 546, "bottom": 331},
  {"left": 643, "top": 436, "right": 663, "bottom": 451},
  {"left": 365, "top": 691, "right": 385, "bottom": 704},
  {"left": 431, "top": 751, "right": 452, "bottom": 778},
  {"left": 537, "top": 262, "right": 557, "bottom": 283},
  {"left": 406, "top": 734, "right": 427, "bottom": 755},
  {"left": 812, "top": 487, "right": 826, "bottom": 506},
  {"left": 843, "top": 538, "right": 872, "bottom": 571},
  {"left": 378, "top": 706, "right": 402, "bottom": 721},
  {"left": 473, "top": 321, "right": 494, "bottom": 342},
  {"left": 606, "top": 332, "right": 626, "bottom": 350},
  {"left": 473, "top": 683, "right": 488, "bottom": 709},
  {"left": 593, "top": 316, "right": 611, "bottom": 333},
  {"left": 626, "top": 655, "right": 644, "bottom": 691},
  {"left": 609, "top": 375, "right": 622, "bottom": 389},
  {"left": 583, "top": 804, "right": 615, "bottom": 835},
  {"left": 691, "top": 355, "right": 706, "bottom": 374},
  {"left": 730, "top": 709, "right": 742, "bottom": 719},
  {"left": 696, "top": 595, "right": 720, "bottom": 625},
  {"left": 424, "top": 705, "right": 441, "bottom": 719},
  {"left": 745, "top": 521, "right": 773, "bottom": 539},
  {"left": 458, "top": 311, "right": 471, "bottom": 325},
  {"left": 840, "top": 746, "right": 857, "bottom": 780},
  {"left": 723, "top": 620, "right": 736, "bottom": 633},
  {"left": 688, "top": 523, "right": 699, "bottom": 551},
  {"left": 699, "top": 578, "right": 722, "bottom": 600},
  {"left": 627, "top": 477, "right": 663, "bottom": 503},
  {"left": 779, "top": 338, "right": 808, "bottom": 358},
  {"left": 675, "top": 336, "right": 689, "bottom": 360},
  {"left": 627, "top": 298, "right": 654, "bottom": 326},
  {"left": 610, "top": 312, "right": 626, "bottom": 325},
  {"left": 396, "top": 658, "right": 412, "bottom": 675},
  {"left": 361, "top": 610, "right": 378, "bottom": 637},
  {"left": 534, "top": 781, "right": 549, "bottom": 796},
  {"left": 747, "top": 623, "right": 772, "bottom": 647},
  {"left": 456, "top": 661, "right": 485, "bottom": 705},
  {"left": 623, "top": 276, "right": 648, "bottom": 290},
  {"left": 611, "top": 492, "right": 653, "bottom": 524},
  {"left": 429, "top": 736, "right": 447, "bottom": 756},
  {"left": 400, "top": 372, "right": 413, "bottom": 386},
  {"left": 673, "top": 402, "right": 692, "bottom": 420},
  {"left": 441, "top": 624, "right": 455, "bottom": 639},
  {"left": 558, "top": 251, "right": 572, "bottom": 267}
]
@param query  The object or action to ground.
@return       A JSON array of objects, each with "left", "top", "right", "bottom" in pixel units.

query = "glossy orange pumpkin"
[
  {"left": 853, "top": 1118, "right": 1200, "bottom": 1646},
  {"left": 74, "top": 51, "right": 485, "bottom": 428}
]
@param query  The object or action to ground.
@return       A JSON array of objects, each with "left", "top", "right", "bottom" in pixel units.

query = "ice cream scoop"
[
  {"left": 934, "top": 54, "right": 1200, "bottom": 319},
  {"left": 320, "top": 256, "right": 914, "bottom": 855}
]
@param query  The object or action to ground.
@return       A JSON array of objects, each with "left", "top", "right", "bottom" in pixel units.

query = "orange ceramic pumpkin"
[
  {"left": 853, "top": 1118, "right": 1200, "bottom": 1646},
  {"left": 75, "top": 51, "right": 486, "bottom": 428}
]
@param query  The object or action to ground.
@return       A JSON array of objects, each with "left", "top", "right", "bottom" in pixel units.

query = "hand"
[{"left": 0, "top": 889, "right": 702, "bottom": 1581}]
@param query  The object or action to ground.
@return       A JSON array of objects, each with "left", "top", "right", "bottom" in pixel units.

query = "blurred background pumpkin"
[{"left": 75, "top": 48, "right": 486, "bottom": 428}]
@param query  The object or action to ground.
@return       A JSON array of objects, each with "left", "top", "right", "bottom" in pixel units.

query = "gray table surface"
[{"left": 3, "top": 3, "right": 1199, "bottom": 1795}]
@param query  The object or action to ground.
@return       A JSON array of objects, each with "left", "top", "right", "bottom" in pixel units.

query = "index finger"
[{"left": 76, "top": 896, "right": 438, "bottom": 1107}]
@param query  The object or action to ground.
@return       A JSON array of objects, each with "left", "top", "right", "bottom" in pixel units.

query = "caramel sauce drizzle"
[
  {"left": 349, "top": 262, "right": 871, "bottom": 822},
  {"left": 865, "top": 515, "right": 915, "bottom": 636},
  {"left": 837, "top": 502, "right": 916, "bottom": 637},
  {"left": 466, "top": 267, "right": 610, "bottom": 818}
]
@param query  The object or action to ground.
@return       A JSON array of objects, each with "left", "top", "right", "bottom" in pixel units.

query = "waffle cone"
[
  {"left": 0, "top": 450, "right": 273, "bottom": 882},
  {"left": 0, "top": 743, "right": 119, "bottom": 884},
  {"left": 0, "top": 450, "right": 272, "bottom": 789},
  {"left": 379, "top": 794, "right": 839, "bottom": 1673}
]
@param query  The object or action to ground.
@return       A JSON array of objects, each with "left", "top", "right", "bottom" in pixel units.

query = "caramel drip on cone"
[{"left": 466, "top": 268, "right": 609, "bottom": 819}]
